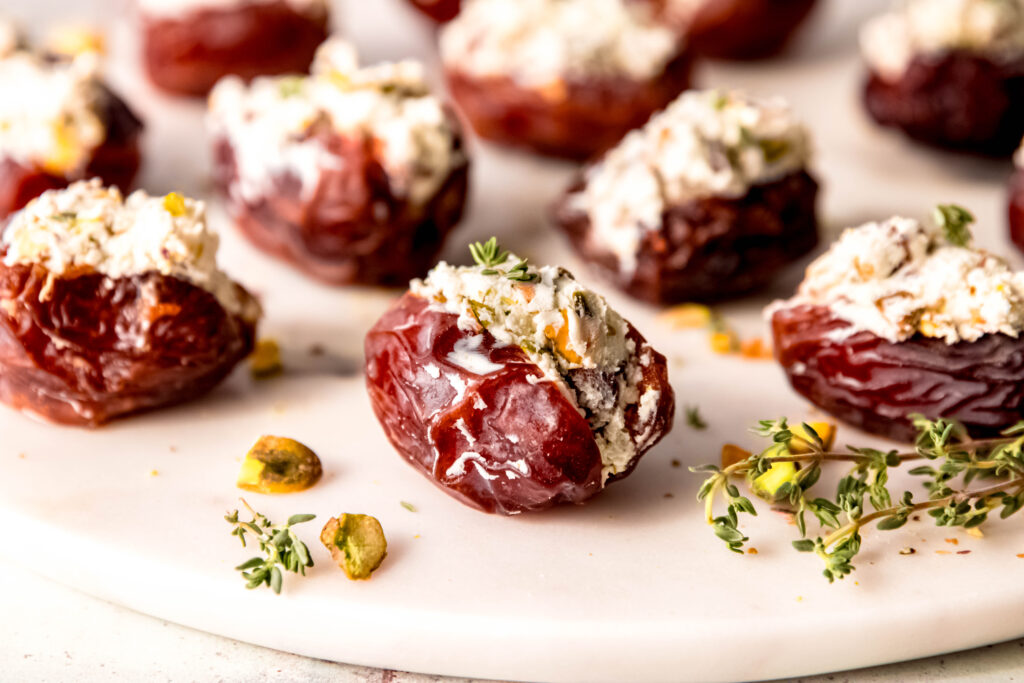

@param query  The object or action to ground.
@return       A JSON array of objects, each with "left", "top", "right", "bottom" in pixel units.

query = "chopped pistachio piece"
[
  {"left": 320, "top": 514, "right": 387, "bottom": 580},
  {"left": 237, "top": 435, "right": 322, "bottom": 494},
  {"left": 720, "top": 443, "right": 752, "bottom": 469},
  {"left": 751, "top": 461, "right": 799, "bottom": 501},
  {"left": 249, "top": 338, "right": 283, "bottom": 379},
  {"left": 789, "top": 421, "right": 836, "bottom": 454}
]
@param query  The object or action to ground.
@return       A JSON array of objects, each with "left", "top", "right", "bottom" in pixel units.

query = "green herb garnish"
[
  {"left": 225, "top": 499, "right": 315, "bottom": 594},
  {"left": 400, "top": 501, "right": 417, "bottom": 512},
  {"left": 469, "top": 237, "right": 539, "bottom": 283},
  {"left": 934, "top": 204, "right": 974, "bottom": 246},
  {"left": 685, "top": 406, "right": 707, "bottom": 431},
  {"left": 692, "top": 416, "right": 1024, "bottom": 582},
  {"left": 469, "top": 237, "right": 509, "bottom": 269}
]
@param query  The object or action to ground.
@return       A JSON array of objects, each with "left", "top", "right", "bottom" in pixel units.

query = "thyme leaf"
[
  {"left": 468, "top": 238, "right": 539, "bottom": 283},
  {"left": 934, "top": 204, "right": 974, "bottom": 246},
  {"left": 225, "top": 499, "right": 316, "bottom": 594},
  {"left": 685, "top": 406, "right": 707, "bottom": 431}
]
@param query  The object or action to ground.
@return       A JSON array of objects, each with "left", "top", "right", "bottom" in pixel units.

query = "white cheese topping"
[
  {"left": 566, "top": 89, "right": 811, "bottom": 273},
  {"left": 138, "top": 0, "right": 326, "bottom": 19},
  {"left": 439, "top": 0, "right": 680, "bottom": 88},
  {"left": 1, "top": 179, "right": 256, "bottom": 319},
  {"left": 412, "top": 253, "right": 658, "bottom": 480},
  {"left": 208, "top": 37, "right": 461, "bottom": 207},
  {"left": 0, "top": 39, "right": 107, "bottom": 174},
  {"left": 861, "top": 0, "right": 1024, "bottom": 82},
  {"left": 770, "top": 214, "right": 1024, "bottom": 344}
]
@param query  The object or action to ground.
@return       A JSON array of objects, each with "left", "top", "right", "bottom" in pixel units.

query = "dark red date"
[
  {"left": 553, "top": 170, "right": 818, "bottom": 304},
  {"left": 141, "top": 1, "right": 328, "bottom": 97},
  {"left": 0, "top": 86, "right": 142, "bottom": 219},
  {"left": 644, "top": 0, "right": 818, "bottom": 60},
  {"left": 406, "top": 0, "right": 461, "bottom": 22},
  {"left": 1007, "top": 168, "right": 1024, "bottom": 254},
  {"left": 364, "top": 293, "right": 674, "bottom": 514},
  {"left": 772, "top": 303, "right": 1024, "bottom": 442},
  {"left": 444, "top": 50, "right": 692, "bottom": 160},
  {"left": 213, "top": 126, "right": 469, "bottom": 287},
  {"left": 0, "top": 259, "right": 257, "bottom": 426},
  {"left": 864, "top": 52, "right": 1024, "bottom": 156}
]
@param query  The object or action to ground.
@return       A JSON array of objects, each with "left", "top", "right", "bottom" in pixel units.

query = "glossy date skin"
[
  {"left": 406, "top": 0, "right": 460, "bottom": 22},
  {"left": 141, "top": 1, "right": 329, "bottom": 97},
  {"left": 644, "top": 0, "right": 818, "bottom": 60},
  {"left": 364, "top": 293, "right": 674, "bottom": 514},
  {"left": 864, "top": 52, "right": 1024, "bottom": 156},
  {"left": 0, "top": 87, "right": 142, "bottom": 220},
  {"left": 212, "top": 128, "right": 469, "bottom": 286},
  {"left": 444, "top": 51, "right": 692, "bottom": 160},
  {"left": 1007, "top": 169, "right": 1024, "bottom": 254},
  {"left": 772, "top": 304, "right": 1024, "bottom": 442},
  {"left": 553, "top": 170, "right": 818, "bottom": 304},
  {"left": 0, "top": 259, "right": 257, "bottom": 427}
]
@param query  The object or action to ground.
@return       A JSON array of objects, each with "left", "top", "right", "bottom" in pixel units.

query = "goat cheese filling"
[
  {"left": 439, "top": 0, "right": 680, "bottom": 88},
  {"left": 0, "top": 29, "right": 107, "bottom": 175},
  {"left": 861, "top": 0, "right": 1024, "bottom": 82},
  {"left": 208, "top": 37, "right": 462, "bottom": 206},
  {"left": 565, "top": 89, "right": 810, "bottom": 273},
  {"left": 1, "top": 179, "right": 256, "bottom": 319},
  {"left": 412, "top": 254, "right": 661, "bottom": 480},
  {"left": 770, "top": 213, "right": 1024, "bottom": 344}
]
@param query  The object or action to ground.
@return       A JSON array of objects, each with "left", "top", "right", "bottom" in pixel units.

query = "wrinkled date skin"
[
  {"left": 406, "top": 0, "right": 461, "bottom": 21},
  {"left": 864, "top": 52, "right": 1024, "bottom": 156},
  {"left": 772, "top": 304, "right": 1024, "bottom": 442},
  {"left": 1007, "top": 169, "right": 1024, "bottom": 254},
  {"left": 213, "top": 128, "right": 469, "bottom": 286},
  {"left": 553, "top": 170, "right": 818, "bottom": 304},
  {"left": 0, "top": 259, "right": 257, "bottom": 427},
  {"left": 364, "top": 293, "right": 674, "bottom": 514},
  {"left": 141, "top": 1, "right": 329, "bottom": 97},
  {"left": 0, "top": 87, "right": 142, "bottom": 220},
  {"left": 643, "top": 0, "right": 817, "bottom": 60},
  {"left": 444, "top": 51, "right": 692, "bottom": 160}
]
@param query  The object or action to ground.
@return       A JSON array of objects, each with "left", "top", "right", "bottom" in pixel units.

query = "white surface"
[
  {"left": 4, "top": 556, "right": 1024, "bottom": 682},
  {"left": 4, "top": 1, "right": 1024, "bottom": 682}
]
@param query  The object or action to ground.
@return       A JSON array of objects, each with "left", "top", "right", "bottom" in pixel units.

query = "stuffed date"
[
  {"left": 364, "top": 242, "right": 675, "bottom": 514},
  {"left": 769, "top": 209, "right": 1024, "bottom": 442},
  {"left": 209, "top": 38, "right": 469, "bottom": 286},
  {"left": 860, "top": 0, "right": 1024, "bottom": 156},
  {"left": 0, "top": 24, "right": 142, "bottom": 219},
  {"left": 553, "top": 89, "right": 817, "bottom": 304},
  {"left": 0, "top": 180, "right": 260, "bottom": 427},
  {"left": 139, "top": 0, "right": 329, "bottom": 96},
  {"left": 439, "top": 0, "right": 692, "bottom": 160}
]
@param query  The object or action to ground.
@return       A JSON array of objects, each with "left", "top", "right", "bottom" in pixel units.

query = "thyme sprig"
[
  {"left": 225, "top": 499, "right": 316, "bottom": 594},
  {"left": 469, "top": 238, "right": 539, "bottom": 283},
  {"left": 934, "top": 204, "right": 974, "bottom": 247},
  {"left": 692, "top": 417, "right": 1024, "bottom": 582}
]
